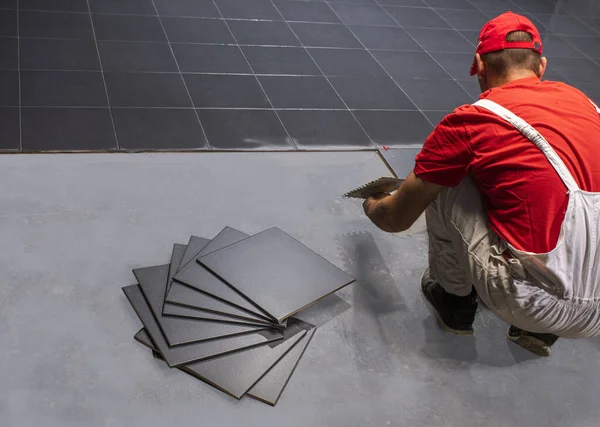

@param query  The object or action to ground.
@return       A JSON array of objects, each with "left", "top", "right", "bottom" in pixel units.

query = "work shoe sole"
[{"left": 507, "top": 326, "right": 553, "bottom": 357}]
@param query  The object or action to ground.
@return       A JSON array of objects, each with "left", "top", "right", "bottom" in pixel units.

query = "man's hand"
[{"left": 362, "top": 193, "right": 389, "bottom": 219}]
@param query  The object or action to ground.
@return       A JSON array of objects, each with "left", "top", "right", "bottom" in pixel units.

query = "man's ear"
[
  {"left": 539, "top": 56, "right": 547, "bottom": 79},
  {"left": 475, "top": 53, "right": 486, "bottom": 79}
]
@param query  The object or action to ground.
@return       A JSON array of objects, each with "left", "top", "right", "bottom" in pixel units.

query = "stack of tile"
[{"left": 123, "top": 226, "right": 355, "bottom": 406}]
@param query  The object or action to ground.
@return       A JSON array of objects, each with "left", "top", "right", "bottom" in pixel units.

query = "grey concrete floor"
[{"left": 1, "top": 152, "right": 599, "bottom": 427}]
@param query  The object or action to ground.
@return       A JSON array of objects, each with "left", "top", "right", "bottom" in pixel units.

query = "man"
[{"left": 363, "top": 11, "right": 600, "bottom": 357}]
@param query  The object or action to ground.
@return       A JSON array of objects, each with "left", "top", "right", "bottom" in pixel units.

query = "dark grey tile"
[
  {"left": 21, "top": 70, "right": 107, "bottom": 106},
  {"left": 290, "top": 22, "right": 361, "bottom": 48},
  {"left": 172, "top": 44, "right": 250, "bottom": 73},
  {"left": 98, "top": 41, "right": 177, "bottom": 72},
  {"left": 560, "top": 36, "right": 600, "bottom": 59},
  {"left": 89, "top": 0, "right": 156, "bottom": 14},
  {"left": 199, "top": 227, "right": 355, "bottom": 322},
  {"left": 467, "top": 0, "right": 521, "bottom": 13},
  {"left": 20, "top": 0, "right": 88, "bottom": 12},
  {"left": 122, "top": 284, "right": 283, "bottom": 368},
  {"left": 259, "top": 76, "right": 345, "bottom": 108},
  {"left": 354, "top": 110, "right": 433, "bottom": 145},
  {"left": 0, "top": 37, "right": 17, "bottom": 69},
  {"left": 0, "top": 0, "right": 16, "bottom": 8},
  {"left": 93, "top": 14, "right": 166, "bottom": 42},
  {"left": 328, "top": 3, "right": 397, "bottom": 26},
  {"left": 378, "top": 146, "right": 421, "bottom": 176},
  {"left": 162, "top": 17, "right": 234, "bottom": 43},
  {"left": 434, "top": 8, "right": 489, "bottom": 30},
  {"left": 571, "top": 81, "right": 600, "bottom": 104},
  {"left": 0, "top": 107, "right": 19, "bottom": 150},
  {"left": 105, "top": 72, "right": 192, "bottom": 107},
  {"left": 423, "top": 110, "right": 449, "bottom": 126},
  {"left": 549, "top": 57, "right": 600, "bottom": 82},
  {"left": 384, "top": 6, "right": 450, "bottom": 28},
  {"left": 308, "top": 48, "right": 387, "bottom": 77},
  {"left": 425, "top": 0, "right": 475, "bottom": 8},
  {"left": 134, "top": 264, "right": 266, "bottom": 347},
  {"left": 20, "top": 10, "right": 92, "bottom": 39},
  {"left": 329, "top": 76, "right": 415, "bottom": 109},
  {"left": 543, "top": 64, "right": 568, "bottom": 82},
  {"left": 430, "top": 52, "right": 476, "bottom": 79},
  {"left": 243, "top": 46, "right": 321, "bottom": 75},
  {"left": 579, "top": 17, "right": 600, "bottom": 34},
  {"left": 373, "top": 50, "right": 451, "bottom": 80},
  {"left": 154, "top": 0, "right": 220, "bottom": 17},
  {"left": 349, "top": 25, "right": 421, "bottom": 50},
  {"left": 112, "top": 108, "right": 207, "bottom": 150},
  {"left": 396, "top": 78, "right": 473, "bottom": 109},
  {"left": 198, "top": 109, "right": 293, "bottom": 150},
  {"left": 20, "top": 39, "right": 100, "bottom": 71},
  {"left": 0, "top": 10, "right": 16, "bottom": 37},
  {"left": 532, "top": 13, "right": 597, "bottom": 36},
  {"left": 275, "top": 1, "right": 340, "bottom": 23},
  {"left": 229, "top": 20, "right": 300, "bottom": 46},
  {"left": 514, "top": 0, "right": 562, "bottom": 14},
  {"left": 215, "top": 0, "right": 282, "bottom": 20},
  {"left": 0, "top": 70, "right": 18, "bottom": 106},
  {"left": 184, "top": 74, "right": 271, "bottom": 108},
  {"left": 278, "top": 110, "right": 371, "bottom": 149},
  {"left": 542, "top": 34, "right": 586, "bottom": 58},
  {"left": 458, "top": 29, "right": 478, "bottom": 46},
  {"left": 456, "top": 79, "right": 480, "bottom": 100},
  {"left": 378, "top": 0, "right": 425, "bottom": 5},
  {"left": 21, "top": 107, "right": 116, "bottom": 151},
  {"left": 406, "top": 27, "right": 475, "bottom": 52}
]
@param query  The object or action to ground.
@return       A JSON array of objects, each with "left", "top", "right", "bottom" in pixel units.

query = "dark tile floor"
[{"left": 0, "top": 0, "right": 598, "bottom": 151}]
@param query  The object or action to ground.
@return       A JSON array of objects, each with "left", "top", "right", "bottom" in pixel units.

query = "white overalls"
[{"left": 426, "top": 98, "right": 600, "bottom": 338}]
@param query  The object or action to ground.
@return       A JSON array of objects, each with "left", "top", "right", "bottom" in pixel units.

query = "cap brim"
[{"left": 469, "top": 57, "right": 477, "bottom": 76}]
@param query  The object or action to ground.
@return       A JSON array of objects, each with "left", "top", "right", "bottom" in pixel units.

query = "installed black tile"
[
  {"left": 435, "top": 8, "right": 489, "bottom": 30},
  {"left": 532, "top": 13, "right": 596, "bottom": 36},
  {"left": 0, "top": 0, "right": 16, "bottom": 8},
  {"left": 384, "top": 6, "right": 450, "bottom": 28},
  {"left": 458, "top": 29, "right": 478, "bottom": 46},
  {"left": 0, "top": 107, "right": 19, "bottom": 150},
  {"left": 22, "top": 107, "right": 116, "bottom": 151},
  {"left": 542, "top": 34, "right": 585, "bottom": 58},
  {"left": 406, "top": 27, "right": 475, "bottom": 52},
  {"left": 215, "top": 0, "right": 281, "bottom": 20},
  {"left": 20, "top": 39, "right": 100, "bottom": 71},
  {"left": 560, "top": 36, "right": 600, "bottom": 59},
  {"left": 243, "top": 46, "right": 321, "bottom": 75},
  {"left": 198, "top": 109, "right": 293, "bottom": 150},
  {"left": 259, "top": 76, "right": 344, "bottom": 108},
  {"left": 21, "top": 70, "right": 107, "bottom": 106},
  {"left": 308, "top": 48, "right": 386, "bottom": 77},
  {"left": 378, "top": 146, "right": 422, "bottom": 176},
  {"left": 154, "top": 0, "right": 220, "bottom": 17},
  {"left": 229, "top": 20, "right": 300, "bottom": 46},
  {"left": 275, "top": 1, "right": 340, "bottom": 23},
  {"left": 373, "top": 50, "right": 451, "bottom": 79},
  {"left": 20, "top": 0, "right": 88, "bottom": 12},
  {"left": 396, "top": 78, "right": 472, "bottom": 109},
  {"left": 423, "top": 110, "right": 449, "bottom": 126},
  {"left": 105, "top": 72, "right": 192, "bottom": 107},
  {"left": 0, "top": 38, "right": 17, "bottom": 69},
  {"left": 456, "top": 79, "right": 480, "bottom": 100},
  {"left": 290, "top": 22, "right": 361, "bottom": 48},
  {"left": 0, "top": 11, "right": 15, "bottom": 38},
  {"left": 549, "top": 57, "right": 600, "bottom": 82},
  {"left": 543, "top": 64, "right": 568, "bottom": 82},
  {"left": 425, "top": 0, "right": 475, "bottom": 8},
  {"left": 172, "top": 44, "right": 250, "bottom": 73},
  {"left": 329, "top": 76, "right": 415, "bottom": 109},
  {"left": 354, "top": 110, "right": 433, "bottom": 145},
  {"left": 20, "top": 10, "right": 92, "bottom": 39},
  {"left": 514, "top": 0, "right": 562, "bottom": 14},
  {"left": 430, "top": 52, "right": 476, "bottom": 79},
  {"left": 378, "top": 0, "right": 425, "bottom": 5},
  {"left": 579, "top": 17, "right": 600, "bottom": 34},
  {"left": 328, "top": 3, "right": 397, "bottom": 26},
  {"left": 184, "top": 74, "right": 271, "bottom": 108},
  {"left": 278, "top": 110, "right": 371, "bottom": 149},
  {"left": 349, "top": 25, "right": 421, "bottom": 50},
  {"left": 123, "top": 285, "right": 282, "bottom": 367},
  {"left": 98, "top": 41, "right": 177, "bottom": 72},
  {"left": 467, "top": 0, "right": 520, "bottom": 12},
  {"left": 200, "top": 227, "right": 355, "bottom": 322},
  {"left": 89, "top": 0, "right": 156, "bottom": 14},
  {"left": 93, "top": 14, "right": 166, "bottom": 42},
  {"left": 162, "top": 17, "right": 234, "bottom": 44},
  {"left": 112, "top": 108, "right": 207, "bottom": 150},
  {"left": 0, "top": 70, "right": 17, "bottom": 106}
]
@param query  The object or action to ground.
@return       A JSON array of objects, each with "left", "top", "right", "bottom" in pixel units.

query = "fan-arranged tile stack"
[{"left": 123, "top": 226, "right": 355, "bottom": 406}]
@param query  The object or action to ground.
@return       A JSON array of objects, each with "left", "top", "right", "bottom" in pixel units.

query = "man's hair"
[{"left": 481, "top": 31, "right": 542, "bottom": 76}]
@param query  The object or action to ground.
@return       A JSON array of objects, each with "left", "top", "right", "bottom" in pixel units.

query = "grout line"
[
  {"left": 84, "top": 0, "right": 121, "bottom": 150},
  {"left": 209, "top": 0, "right": 299, "bottom": 150},
  {"left": 16, "top": 0, "right": 21, "bottom": 151},
  {"left": 148, "top": 0, "right": 212, "bottom": 150}
]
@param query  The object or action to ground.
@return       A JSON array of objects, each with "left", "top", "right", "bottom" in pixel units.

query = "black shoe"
[
  {"left": 507, "top": 325, "right": 559, "bottom": 357},
  {"left": 420, "top": 269, "right": 478, "bottom": 336}
]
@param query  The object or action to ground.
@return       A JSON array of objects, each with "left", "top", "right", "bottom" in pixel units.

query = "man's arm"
[{"left": 363, "top": 171, "right": 443, "bottom": 233}]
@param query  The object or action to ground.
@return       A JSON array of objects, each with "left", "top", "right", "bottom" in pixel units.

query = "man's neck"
[{"left": 487, "top": 70, "right": 539, "bottom": 89}]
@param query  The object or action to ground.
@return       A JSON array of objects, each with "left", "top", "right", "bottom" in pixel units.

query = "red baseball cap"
[{"left": 469, "top": 11, "right": 543, "bottom": 76}]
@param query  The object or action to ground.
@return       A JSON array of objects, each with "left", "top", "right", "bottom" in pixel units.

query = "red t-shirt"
[{"left": 414, "top": 76, "right": 600, "bottom": 253}]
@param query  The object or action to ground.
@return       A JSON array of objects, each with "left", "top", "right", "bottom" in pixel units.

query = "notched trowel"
[{"left": 343, "top": 177, "right": 404, "bottom": 199}]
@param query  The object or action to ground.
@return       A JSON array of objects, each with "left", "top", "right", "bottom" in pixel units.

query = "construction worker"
[{"left": 363, "top": 11, "right": 600, "bottom": 357}]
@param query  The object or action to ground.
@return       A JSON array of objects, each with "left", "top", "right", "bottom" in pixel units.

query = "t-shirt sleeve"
[{"left": 414, "top": 112, "right": 473, "bottom": 187}]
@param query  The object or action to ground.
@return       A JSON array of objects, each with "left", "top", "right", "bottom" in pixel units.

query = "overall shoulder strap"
[{"left": 473, "top": 99, "right": 579, "bottom": 192}]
